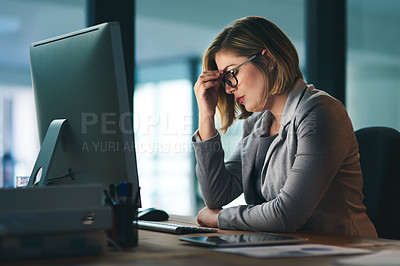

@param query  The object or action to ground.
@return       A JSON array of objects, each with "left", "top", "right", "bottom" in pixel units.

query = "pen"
[
  {"left": 109, "top": 184, "right": 116, "bottom": 202},
  {"left": 118, "top": 182, "right": 128, "bottom": 204},
  {"left": 103, "top": 189, "right": 116, "bottom": 206}
]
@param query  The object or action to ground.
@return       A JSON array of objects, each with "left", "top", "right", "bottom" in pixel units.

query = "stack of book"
[{"left": 0, "top": 184, "right": 112, "bottom": 260}]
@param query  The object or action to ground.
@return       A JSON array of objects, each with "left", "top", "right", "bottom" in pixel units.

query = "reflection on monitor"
[{"left": 27, "top": 22, "right": 139, "bottom": 200}]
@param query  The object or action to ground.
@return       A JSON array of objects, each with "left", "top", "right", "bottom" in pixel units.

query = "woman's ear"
[
  {"left": 261, "top": 49, "right": 276, "bottom": 71},
  {"left": 261, "top": 49, "right": 268, "bottom": 56}
]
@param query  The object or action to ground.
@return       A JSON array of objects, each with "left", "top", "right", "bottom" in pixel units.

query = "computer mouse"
[{"left": 137, "top": 208, "right": 169, "bottom": 221}]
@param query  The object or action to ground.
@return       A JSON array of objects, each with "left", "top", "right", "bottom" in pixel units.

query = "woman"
[{"left": 192, "top": 16, "right": 377, "bottom": 237}]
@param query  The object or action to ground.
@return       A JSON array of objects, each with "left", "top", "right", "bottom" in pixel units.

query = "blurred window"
[
  {"left": 0, "top": 0, "right": 85, "bottom": 187},
  {"left": 346, "top": 0, "right": 400, "bottom": 131}
]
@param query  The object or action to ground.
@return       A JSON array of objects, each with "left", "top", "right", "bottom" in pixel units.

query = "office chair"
[{"left": 355, "top": 126, "right": 400, "bottom": 239}]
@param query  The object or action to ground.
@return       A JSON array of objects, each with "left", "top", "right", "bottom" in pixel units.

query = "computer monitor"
[{"left": 27, "top": 22, "right": 139, "bottom": 202}]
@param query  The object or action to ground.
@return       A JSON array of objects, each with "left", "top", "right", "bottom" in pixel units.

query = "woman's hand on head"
[
  {"left": 197, "top": 206, "right": 221, "bottom": 228},
  {"left": 194, "top": 70, "right": 223, "bottom": 118}
]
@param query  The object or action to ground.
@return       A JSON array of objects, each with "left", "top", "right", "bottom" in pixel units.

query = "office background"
[{"left": 0, "top": 0, "right": 399, "bottom": 216}]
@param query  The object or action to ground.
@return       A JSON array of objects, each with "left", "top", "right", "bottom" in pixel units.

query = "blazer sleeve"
[
  {"left": 192, "top": 130, "right": 243, "bottom": 209},
  {"left": 218, "top": 96, "right": 355, "bottom": 232}
]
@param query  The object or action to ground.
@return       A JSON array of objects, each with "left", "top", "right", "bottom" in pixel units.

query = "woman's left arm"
[{"left": 217, "top": 97, "right": 355, "bottom": 232}]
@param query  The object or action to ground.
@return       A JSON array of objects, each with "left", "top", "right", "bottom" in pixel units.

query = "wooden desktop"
[{"left": 6, "top": 215, "right": 400, "bottom": 265}]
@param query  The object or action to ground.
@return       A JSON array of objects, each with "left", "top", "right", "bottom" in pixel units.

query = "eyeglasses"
[{"left": 222, "top": 53, "right": 258, "bottom": 88}]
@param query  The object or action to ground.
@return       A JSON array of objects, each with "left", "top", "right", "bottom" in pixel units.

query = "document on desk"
[
  {"left": 335, "top": 250, "right": 400, "bottom": 265},
  {"left": 212, "top": 244, "right": 371, "bottom": 258}
]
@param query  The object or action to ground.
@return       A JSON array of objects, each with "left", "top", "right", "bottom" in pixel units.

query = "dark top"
[{"left": 252, "top": 134, "right": 278, "bottom": 204}]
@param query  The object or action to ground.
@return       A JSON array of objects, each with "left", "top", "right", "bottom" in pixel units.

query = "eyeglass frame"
[{"left": 222, "top": 53, "right": 260, "bottom": 88}]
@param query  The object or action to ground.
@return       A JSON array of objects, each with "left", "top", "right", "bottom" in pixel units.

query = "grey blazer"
[{"left": 192, "top": 79, "right": 377, "bottom": 237}]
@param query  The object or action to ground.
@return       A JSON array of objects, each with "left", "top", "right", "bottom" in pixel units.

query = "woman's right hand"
[
  {"left": 193, "top": 70, "right": 223, "bottom": 118},
  {"left": 193, "top": 70, "right": 223, "bottom": 141}
]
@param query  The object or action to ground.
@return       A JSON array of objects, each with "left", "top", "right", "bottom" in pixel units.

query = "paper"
[
  {"left": 212, "top": 244, "right": 371, "bottom": 259},
  {"left": 335, "top": 250, "right": 400, "bottom": 265}
]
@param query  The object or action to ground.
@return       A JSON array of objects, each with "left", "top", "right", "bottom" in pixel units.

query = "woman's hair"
[{"left": 203, "top": 16, "right": 303, "bottom": 133}]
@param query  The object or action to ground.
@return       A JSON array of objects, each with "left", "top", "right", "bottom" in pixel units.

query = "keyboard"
[{"left": 136, "top": 220, "right": 218, "bottom": 235}]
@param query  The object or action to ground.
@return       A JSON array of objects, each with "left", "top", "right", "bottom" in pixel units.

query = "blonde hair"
[{"left": 203, "top": 16, "right": 303, "bottom": 133}]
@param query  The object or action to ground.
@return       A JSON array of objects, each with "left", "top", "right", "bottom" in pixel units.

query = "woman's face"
[{"left": 215, "top": 51, "right": 267, "bottom": 112}]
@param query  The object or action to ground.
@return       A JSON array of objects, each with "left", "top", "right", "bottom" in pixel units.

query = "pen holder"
[{"left": 112, "top": 203, "right": 138, "bottom": 247}]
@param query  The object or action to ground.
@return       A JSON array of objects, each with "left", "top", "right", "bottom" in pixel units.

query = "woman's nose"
[{"left": 225, "top": 85, "right": 235, "bottom": 94}]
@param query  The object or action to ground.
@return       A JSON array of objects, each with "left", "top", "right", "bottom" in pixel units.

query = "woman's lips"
[{"left": 236, "top": 96, "right": 244, "bottom": 104}]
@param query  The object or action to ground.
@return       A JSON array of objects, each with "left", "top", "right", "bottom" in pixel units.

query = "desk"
[{"left": 5, "top": 215, "right": 400, "bottom": 265}]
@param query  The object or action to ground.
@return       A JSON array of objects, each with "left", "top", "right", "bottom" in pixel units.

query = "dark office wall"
[
  {"left": 86, "top": 0, "right": 135, "bottom": 114},
  {"left": 306, "top": 0, "right": 346, "bottom": 104}
]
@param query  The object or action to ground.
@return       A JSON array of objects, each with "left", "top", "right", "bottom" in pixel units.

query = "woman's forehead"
[{"left": 215, "top": 51, "right": 246, "bottom": 71}]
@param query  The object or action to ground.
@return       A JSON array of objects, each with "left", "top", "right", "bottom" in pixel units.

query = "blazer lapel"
[
  {"left": 280, "top": 79, "right": 308, "bottom": 127},
  {"left": 261, "top": 79, "right": 308, "bottom": 179},
  {"left": 241, "top": 111, "right": 271, "bottom": 203},
  {"left": 240, "top": 79, "right": 308, "bottom": 203}
]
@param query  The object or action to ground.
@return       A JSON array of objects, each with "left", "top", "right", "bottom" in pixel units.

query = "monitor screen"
[{"left": 28, "top": 22, "right": 139, "bottom": 201}]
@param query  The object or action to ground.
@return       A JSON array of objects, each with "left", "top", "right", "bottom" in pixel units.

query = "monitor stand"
[{"left": 27, "top": 119, "right": 68, "bottom": 187}]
